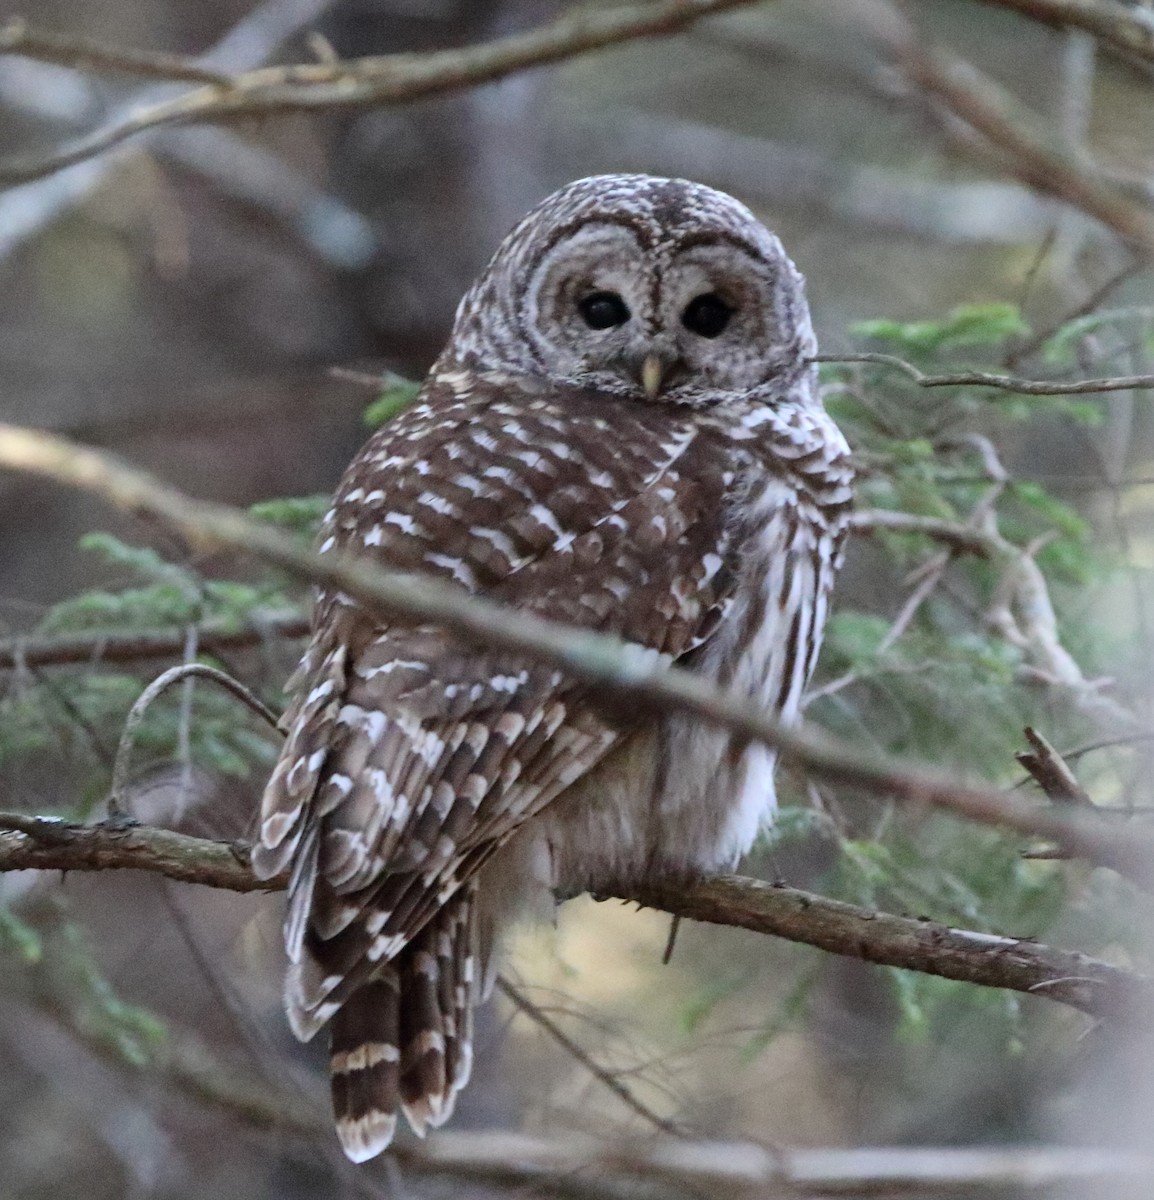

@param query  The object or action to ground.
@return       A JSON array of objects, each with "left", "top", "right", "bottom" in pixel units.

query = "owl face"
[{"left": 449, "top": 175, "right": 817, "bottom": 406}]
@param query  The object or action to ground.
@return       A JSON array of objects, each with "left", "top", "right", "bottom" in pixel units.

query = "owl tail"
[{"left": 329, "top": 884, "right": 479, "bottom": 1163}]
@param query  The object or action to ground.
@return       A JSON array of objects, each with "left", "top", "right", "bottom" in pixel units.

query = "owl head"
[{"left": 446, "top": 174, "right": 818, "bottom": 406}]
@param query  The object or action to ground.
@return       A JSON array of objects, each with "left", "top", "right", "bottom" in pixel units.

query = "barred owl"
[{"left": 253, "top": 175, "right": 853, "bottom": 1161}]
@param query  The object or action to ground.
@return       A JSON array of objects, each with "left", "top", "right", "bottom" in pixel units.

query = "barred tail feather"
[
  {"left": 330, "top": 973, "right": 401, "bottom": 1163},
  {"left": 329, "top": 886, "right": 480, "bottom": 1161}
]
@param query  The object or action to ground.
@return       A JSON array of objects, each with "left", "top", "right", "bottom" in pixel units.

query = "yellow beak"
[{"left": 641, "top": 354, "right": 664, "bottom": 400}]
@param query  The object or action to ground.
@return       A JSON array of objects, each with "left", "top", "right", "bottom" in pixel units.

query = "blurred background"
[{"left": 1, "top": 1, "right": 1153, "bottom": 1196}]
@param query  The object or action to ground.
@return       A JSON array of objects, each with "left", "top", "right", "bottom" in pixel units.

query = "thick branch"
[
  {"left": 0, "top": 421, "right": 1151, "bottom": 881},
  {"left": 1, "top": 816, "right": 1150, "bottom": 1025},
  {"left": 0, "top": 0, "right": 764, "bottom": 186},
  {"left": 0, "top": 813, "right": 279, "bottom": 892},
  {"left": 635, "top": 875, "right": 1149, "bottom": 1023},
  {"left": 0, "top": 514, "right": 991, "bottom": 672},
  {"left": 1017, "top": 726, "right": 1093, "bottom": 806}
]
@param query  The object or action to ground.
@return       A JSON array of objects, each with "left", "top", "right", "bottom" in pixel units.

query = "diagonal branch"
[
  {"left": 885, "top": 25, "right": 1154, "bottom": 256},
  {"left": 0, "top": 0, "right": 341, "bottom": 259},
  {"left": 0, "top": 420, "right": 1151, "bottom": 881},
  {"left": 973, "top": 0, "right": 1154, "bottom": 67},
  {"left": 0, "top": 17, "right": 233, "bottom": 85},
  {"left": 0, "top": 0, "right": 766, "bottom": 186},
  {"left": 495, "top": 977, "right": 684, "bottom": 1136},
  {"left": 2, "top": 815, "right": 1149, "bottom": 1025},
  {"left": 0, "top": 512, "right": 998, "bottom": 674}
]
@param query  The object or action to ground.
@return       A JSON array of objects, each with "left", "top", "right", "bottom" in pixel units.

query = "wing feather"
[{"left": 258, "top": 375, "right": 740, "bottom": 1035}]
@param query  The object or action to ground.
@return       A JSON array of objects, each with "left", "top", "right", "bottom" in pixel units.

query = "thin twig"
[
  {"left": 1061, "top": 732, "right": 1154, "bottom": 763},
  {"left": 0, "top": 0, "right": 765, "bottom": 186},
  {"left": 0, "top": 17, "right": 234, "bottom": 85},
  {"left": 0, "top": 612, "right": 309, "bottom": 672},
  {"left": 496, "top": 977, "right": 684, "bottom": 1136},
  {"left": 1005, "top": 257, "right": 1146, "bottom": 367},
  {"left": 1, "top": 817, "right": 1149, "bottom": 1024},
  {"left": 0, "top": 0, "right": 341, "bottom": 259},
  {"left": 108, "top": 663, "right": 279, "bottom": 816},
  {"left": 811, "top": 352, "right": 1154, "bottom": 395},
  {"left": 0, "top": 421, "right": 1150, "bottom": 879}
]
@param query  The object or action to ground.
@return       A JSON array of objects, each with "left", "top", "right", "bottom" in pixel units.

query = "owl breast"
[{"left": 535, "top": 404, "right": 851, "bottom": 893}]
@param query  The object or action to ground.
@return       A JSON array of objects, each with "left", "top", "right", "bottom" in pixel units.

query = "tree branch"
[
  {"left": 0, "top": 0, "right": 342, "bottom": 260},
  {"left": 635, "top": 875, "right": 1150, "bottom": 1023},
  {"left": 0, "top": 511, "right": 999, "bottom": 674},
  {"left": 812, "top": 352, "right": 1154, "bottom": 395},
  {"left": 0, "top": 0, "right": 765, "bottom": 186},
  {"left": 0, "top": 611, "right": 309, "bottom": 672},
  {"left": 0, "top": 813, "right": 277, "bottom": 892},
  {"left": 409, "top": 1132, "right": 1154, "bottom": 1195},
  {"left": 885, "top": 25, "right": 1154, "bottom": 256},
  {"left": 1017, "top": 725, "right": 1094, "bottom": 806},
  {"left": 495, "top": 977, "right": 684, "bottom": 1136},
  {"left": 0, "top": 420, "right": 1151, "bottom": 881},
  {"left": 974, "top": 0, "right": 1154, "bottom": 68},
  {"left": 2, "top": 815, "right": 1149, "bottom": 1025},
  {"left": 0, "top": 17, "right": 234, "bottom": 85}
]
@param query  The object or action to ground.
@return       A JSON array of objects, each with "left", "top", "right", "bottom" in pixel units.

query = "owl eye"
[
  {"left": 577, "top": 291, "right": 631, "bottom": 330},
  {"left": 682, "top": 293, "right": 733, "bottom": 338}
]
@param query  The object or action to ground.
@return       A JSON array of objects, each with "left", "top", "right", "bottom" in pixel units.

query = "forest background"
[{"left": 1, "top": 1, "right": 1153, "bottom": 1197}]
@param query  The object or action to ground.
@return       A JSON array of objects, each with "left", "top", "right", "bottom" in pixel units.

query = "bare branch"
[
  {"left": 0, "top": 612, "right": 309, "bottom": 672},
  {"left": 2, "top": 816, "right": 1149, "bottom": 1024},
  {"left": 0, "top": 17, "right": 233, "bottom": 85},
  {"left": 0, "top": 420, "right": 1150, "bottom": 880},
  {"left": 411, "top": 1131, "right": 1154, "bottom": 1194},
  {"left": 0, "top": 0, "right": 341, "bottom": 259},
  {"left": 1017, "top": 726, "right": 1094, "bottom": 805},
  {"left": 635, "top": 874, "right": 1151, "bottom": 1023},
  {"left": 812, "top": 352, "right": 1154, "bottom": 395},
  {"left": 973, "top": 0, "right": 1154, "bottom": 67},
  {"left": 0, "top": 813, "right": 276, "bottom": 892},
  {"left": 0, "top": 0, "right": 765, "bottom": 186},
  {"left": 109, "top": 663, "right": 280, "bottom": 816},
  {"left": 884, "top": 27, "right": 1154, "bottom": 256},
  {"left": 496, "top": 978, "right": 684, "bottom": 1136},
  {"left": 0, "top": 511, "right": 1004, "bottom": 675}
]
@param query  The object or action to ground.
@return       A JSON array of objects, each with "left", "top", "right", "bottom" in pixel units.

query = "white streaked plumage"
[{"left": 253, "top": 175, "right": 852, "bottom": 1163}]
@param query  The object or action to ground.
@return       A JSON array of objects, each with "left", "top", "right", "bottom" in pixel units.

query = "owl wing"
[{"left": 254, "top": 371, "right": 738, "bottom": 1033}]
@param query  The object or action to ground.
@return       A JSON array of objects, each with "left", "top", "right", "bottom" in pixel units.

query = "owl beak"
[{"left": 641, "top": 354, "right": 665, "bottom": 400}]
